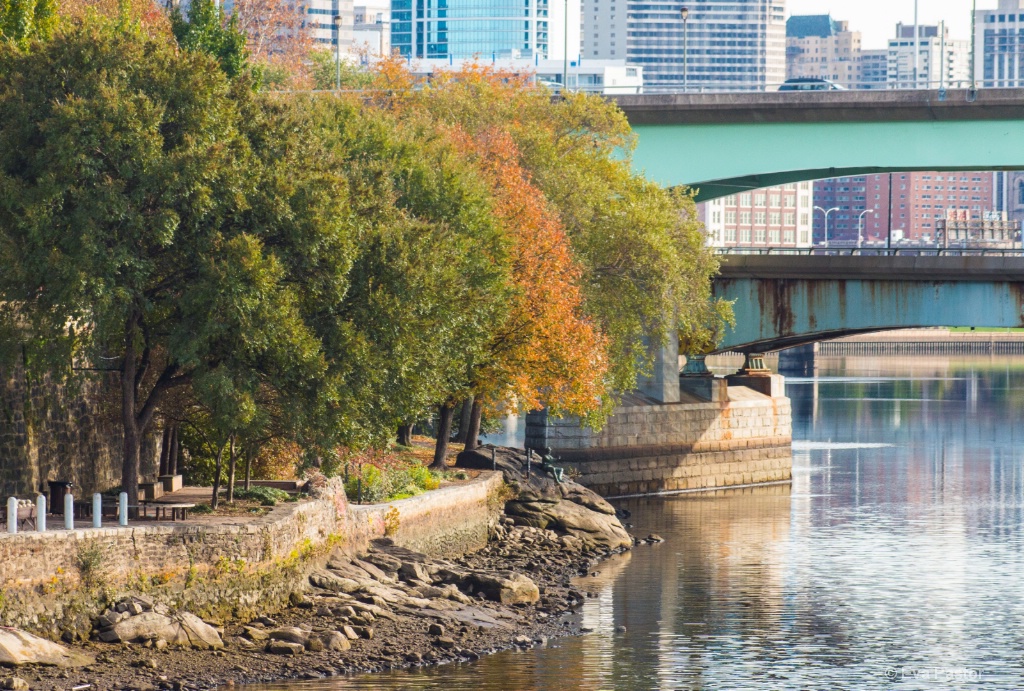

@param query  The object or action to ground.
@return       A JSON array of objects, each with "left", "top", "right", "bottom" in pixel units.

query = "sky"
[{"left": 786, "top": 0, "right": 1001, "bottom": 50}]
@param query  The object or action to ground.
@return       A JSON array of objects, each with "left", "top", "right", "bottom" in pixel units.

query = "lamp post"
[
  {"left": 333, "top": 15, "right": 342, "bottom": 90},
  {"left": 563, "top": 0, "right": 569, "bottom": 92},
  {"left": 680, "top": 6, "right": 689, "bottom": 92},
  {"left": 857, "top": 208, "right": 874, "bottom": 248},
  {"left": 813, "top": 205, "right": 839, "bottom": 246}
]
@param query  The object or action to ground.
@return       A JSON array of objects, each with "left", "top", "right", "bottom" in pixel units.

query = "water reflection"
[{"left": 246, "top": 356, "right": 1024, "bottom": 690}]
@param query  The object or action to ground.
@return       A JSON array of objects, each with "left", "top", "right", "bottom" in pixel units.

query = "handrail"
[{"left": 714, "top": 247, "right": 1024, "bottom": 257}]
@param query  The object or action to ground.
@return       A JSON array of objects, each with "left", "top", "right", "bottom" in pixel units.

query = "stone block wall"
[
  {"left": 0, "top": 363, "right": 159, "bottom": 497},
  {"left": 526, "top": 383, "right": 792, "bottom": 497},
  {"left": 0, "top": 472, "right": 503, "bottom": 640}
]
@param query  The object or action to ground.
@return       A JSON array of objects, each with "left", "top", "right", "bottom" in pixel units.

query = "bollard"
[
  {"left": 64, "top": 493, "right": 74, "bottom": 531},
  {"left": 92, "top": 493, "right": 102, "bottom": 528},
  {"left": 7, "top": 497, "right": 17, "bottom": 534},
  {"left": 36, "top": 495, "right": 46, "bottom": 532},
  {"left": 118, "top": 492, "right": 128, "bottom": 527}
]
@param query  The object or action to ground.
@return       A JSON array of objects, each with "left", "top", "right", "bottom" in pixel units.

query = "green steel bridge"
[{"left": 614, "top": 88, "right": 1024, "bottom": 202}]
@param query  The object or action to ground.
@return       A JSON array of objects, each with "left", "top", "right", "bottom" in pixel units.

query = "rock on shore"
[
  {"left": 92, "top": 596, "right": 223, "bottom": 650},
  {"left": 0, "top": 628, "right": 94, "bottom": 668},
  {"left": 457, "top": 446, "right": 632, "bottom": 550}
]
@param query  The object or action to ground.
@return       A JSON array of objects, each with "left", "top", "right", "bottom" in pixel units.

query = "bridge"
[
  {"left": 712, "top": 251, "right": 1024, "bottom": 354},
  {"left": 614, "top": 88, "right": 1024, "bottom": 201}
]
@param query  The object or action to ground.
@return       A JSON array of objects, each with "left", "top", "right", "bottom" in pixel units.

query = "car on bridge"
[{"left": 777, "top": 78, "right": 846, "bottom": 92}]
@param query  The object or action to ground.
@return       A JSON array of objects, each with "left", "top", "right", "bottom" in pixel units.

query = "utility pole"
[
  {"left": 970, "top": 0, "right": 977, "bottom": 87},
  {"left": 913, "top": 0, "right": 919, "bottom": 88},
  {"left": 563, "top": 0, "right": 569, "bottom": 91},
  {"left": 334, "top": 15, "right": 342, "bottom": 90}
]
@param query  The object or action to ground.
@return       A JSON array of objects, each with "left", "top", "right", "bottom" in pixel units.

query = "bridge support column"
[
  {"left": 679, "top": 354, "right": 729, "bottom": 401},
  {"left": 727, "top": 352, "right": 785, "bottom": 397},
  {"left": 637, "top": 331, "right": 680, "bottom": 403},
  {"left": 778, "top": 343, "right": 818, "bottom": 376}
]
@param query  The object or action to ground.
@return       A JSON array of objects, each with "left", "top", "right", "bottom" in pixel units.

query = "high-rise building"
[
  {"left": 699, "top": 182, "right": 814, "bottom": 248},
  {"left": 306, "top": 0, "right": 355, "bottom": 53},
  {"left": 973, "top": 0, "right": 1024, "bottom": 87},
  {"left": 392, "top": 0, "right": 580, "bottom": 61},
  {"left": 583, "top": 0, "right": 787, "bottom": 92},
  {"left": 785, "top": 15, "right": 861, "bottom": 87},
  {"left": 858, "top": 49, "right": 888, "bottom": 89},
  {"left": 813, "top": 172, "right": 999, "bottom": 245},
  {"left": 887, "top": 23, "right": 969, "bottom": 89},
  {"left": 352, "top": 1, "right": 391, "bottom": 58}
]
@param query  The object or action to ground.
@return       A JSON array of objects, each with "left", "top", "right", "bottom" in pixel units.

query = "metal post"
[
  {"left": 970, "top": 0, "right": 977, "bottom": 88},
  {"left": 64, "top": 493, "right": 74, "bottom": 531},
  {"left": 118, "top": 492, "right": 128, "bottom": 527},
  {"left": 7, "top": 497, "right": 16, "bottom": 534},
  {"left": 562, "top": 0, "right": 568, "bottom": 91},
  {"left": 334, "top": 15, "right": 342, "bottom": 90},
  {"left": 681, "top": 6, "right": 689, "bottom": 92},
  {"left": 913, "top": 0, "right": 919, "bottom": 89},
  {"left": 36, "top": 495, "right": 45, "bottom": 532},
  {"left": 92, "top": 493, "right": 102, "bottom": 529}
]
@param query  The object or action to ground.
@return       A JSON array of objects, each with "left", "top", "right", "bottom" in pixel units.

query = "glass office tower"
[{"left": 394, "top": 0, "right": 577, "bottom": 61}]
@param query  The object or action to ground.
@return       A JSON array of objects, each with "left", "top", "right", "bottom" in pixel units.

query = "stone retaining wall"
[
  {"left": 0, "top": 472, "right": 503, "bottom": 640},
  {"left": 526, "top": 382, "right": 792, "bottom": 497}
]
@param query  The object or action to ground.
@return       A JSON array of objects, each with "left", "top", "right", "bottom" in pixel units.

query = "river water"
[{"left": 253, "top": 355, "right": 1024, "bottom": 690}]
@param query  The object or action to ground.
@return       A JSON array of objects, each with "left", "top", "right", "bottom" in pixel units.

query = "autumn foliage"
[{"left": 452, "top": 127, "right": 608, "bottom": 417}]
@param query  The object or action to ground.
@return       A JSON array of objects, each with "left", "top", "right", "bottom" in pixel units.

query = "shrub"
[
  {"left": 344, "top": 463, "right": 441, "bottom": 503},
  {"left": 233, "top": 486, "right": 291, "bottom": 506}
]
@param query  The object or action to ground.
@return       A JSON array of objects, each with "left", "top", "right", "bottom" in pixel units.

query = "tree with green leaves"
[
  {"left": 170, "top": 0, "right": 251, "bottom": 80},
  {"left": 0, "top": 19, "right": 343, "bottom": 503},
  {"left": 0, "top": 0, "right": 57, "bottom": 44}
]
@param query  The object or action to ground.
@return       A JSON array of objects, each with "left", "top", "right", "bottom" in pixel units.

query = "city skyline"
[{"left": 787, "top": 0, "right": 990, "bottom": 49}]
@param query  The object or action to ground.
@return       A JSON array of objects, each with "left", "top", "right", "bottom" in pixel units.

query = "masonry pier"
[{"left": 526, "top": 348, "right": 792, "bottom": 498}]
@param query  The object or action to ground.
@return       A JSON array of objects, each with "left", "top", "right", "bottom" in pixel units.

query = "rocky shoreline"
[{"left": 8, "top": 447, "right": 648, "bottom": 691}]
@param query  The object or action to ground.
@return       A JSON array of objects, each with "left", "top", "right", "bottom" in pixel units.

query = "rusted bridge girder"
[{"left": 712, "top": 254, "right": 1024, "bottom": 354}]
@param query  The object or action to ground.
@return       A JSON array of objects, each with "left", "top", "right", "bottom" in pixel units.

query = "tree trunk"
[
  {"left": 465, "top": 398, "right": 483, "bottom": 451},
  {"left": 431, "top": 402, "right": 456, "bottom": 470},
  {"left": 158, "top": 425, "right": 170, "bottom": 476},
  {"left": 455, "top": 396, "right": 473, "bottom": 443},
  {"left": 227, "top": 435, "right": 237, "bottom": 503},
  {"left": 211, "top": 440, "right": 227, "bottom": 510},
  {"left": 169, "top": 425, "right": 179, "bottom": 476},
  {"left": 397, "top": 424, "right": 413, "bottom": 447},
  {"left": 121, "top": 317, "right": 141, "bottom": 507},
  {"left": 244, "top": 449, "right": 253, "bottom": 491}
]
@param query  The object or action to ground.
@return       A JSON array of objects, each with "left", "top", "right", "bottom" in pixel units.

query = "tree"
[
  {"left": 400, "top": 65, "right": 726, "bottom": 412},
  {"left": 170, "top": 0, "right": 251, "bottom": 80},
  {"left": 0, "top": 0, "right": 56, "bottom": 44},
  {"left": 0, "top": 19, "right": 337, "bottom": 503}
]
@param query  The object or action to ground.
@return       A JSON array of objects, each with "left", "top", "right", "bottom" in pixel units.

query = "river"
[{"left": 250, "top": 355, "right": 1024, "bottom": 690}]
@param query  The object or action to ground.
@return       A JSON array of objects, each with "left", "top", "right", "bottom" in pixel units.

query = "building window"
[
  {"left": 784, "top": 212, "right": 795, "bottom": 226},
  {"left": 740, "top": 227, "right": 751, "bottom": 243},
  {"left": 754, "top": 193, "right": 766, "bottom": 206},
  {"left": 740, "top": 211, "right": 752, "bottom": 225},
  {"left": 739, "top": 193, "right": 752, "bottom": 206},
  {"left": 783, "top": 228, "right": 795, "bottom": 243},
  {"left": 725, "top": 227, "right": 736, "bottom": 242},
  {"left": 769, "top": 212, "right": 781, "bottom": 225},
  {"left": 768, "top": 227, "right": 780, "bottom": 243},
  {"left": 725, "top": 210, "right": 737, "bottom": 224},
  {"left": 754, "top": 211, "right": 766, "bottom": 225},
  {"left": 769, "top": 194, "right": 780, "bottom": 207}
]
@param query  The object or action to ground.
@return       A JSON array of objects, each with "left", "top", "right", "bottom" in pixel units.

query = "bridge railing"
[{"left": 715, "top": 247, "right": 1024, "bottom": 257}]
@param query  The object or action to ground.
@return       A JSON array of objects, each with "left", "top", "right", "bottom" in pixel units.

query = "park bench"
[
  {"left": 1, "top": 502, "right": 36, "bottom": 531},
  {"left": 139, "top": 501, "right": 196, "bottom": 521}
]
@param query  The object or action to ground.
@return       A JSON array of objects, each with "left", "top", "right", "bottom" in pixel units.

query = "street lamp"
[
  {"left": 680, "top": 6, "right": 689, "bottom": 92},
  {"left": 333, "top": 15, "right": 342, "bottom": 90},
  {"left": 857, "top": 208, "right": 874, "bottom": 248},
  {"left": 813, "top": 205, "right": 840, "bottom": 246}
]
